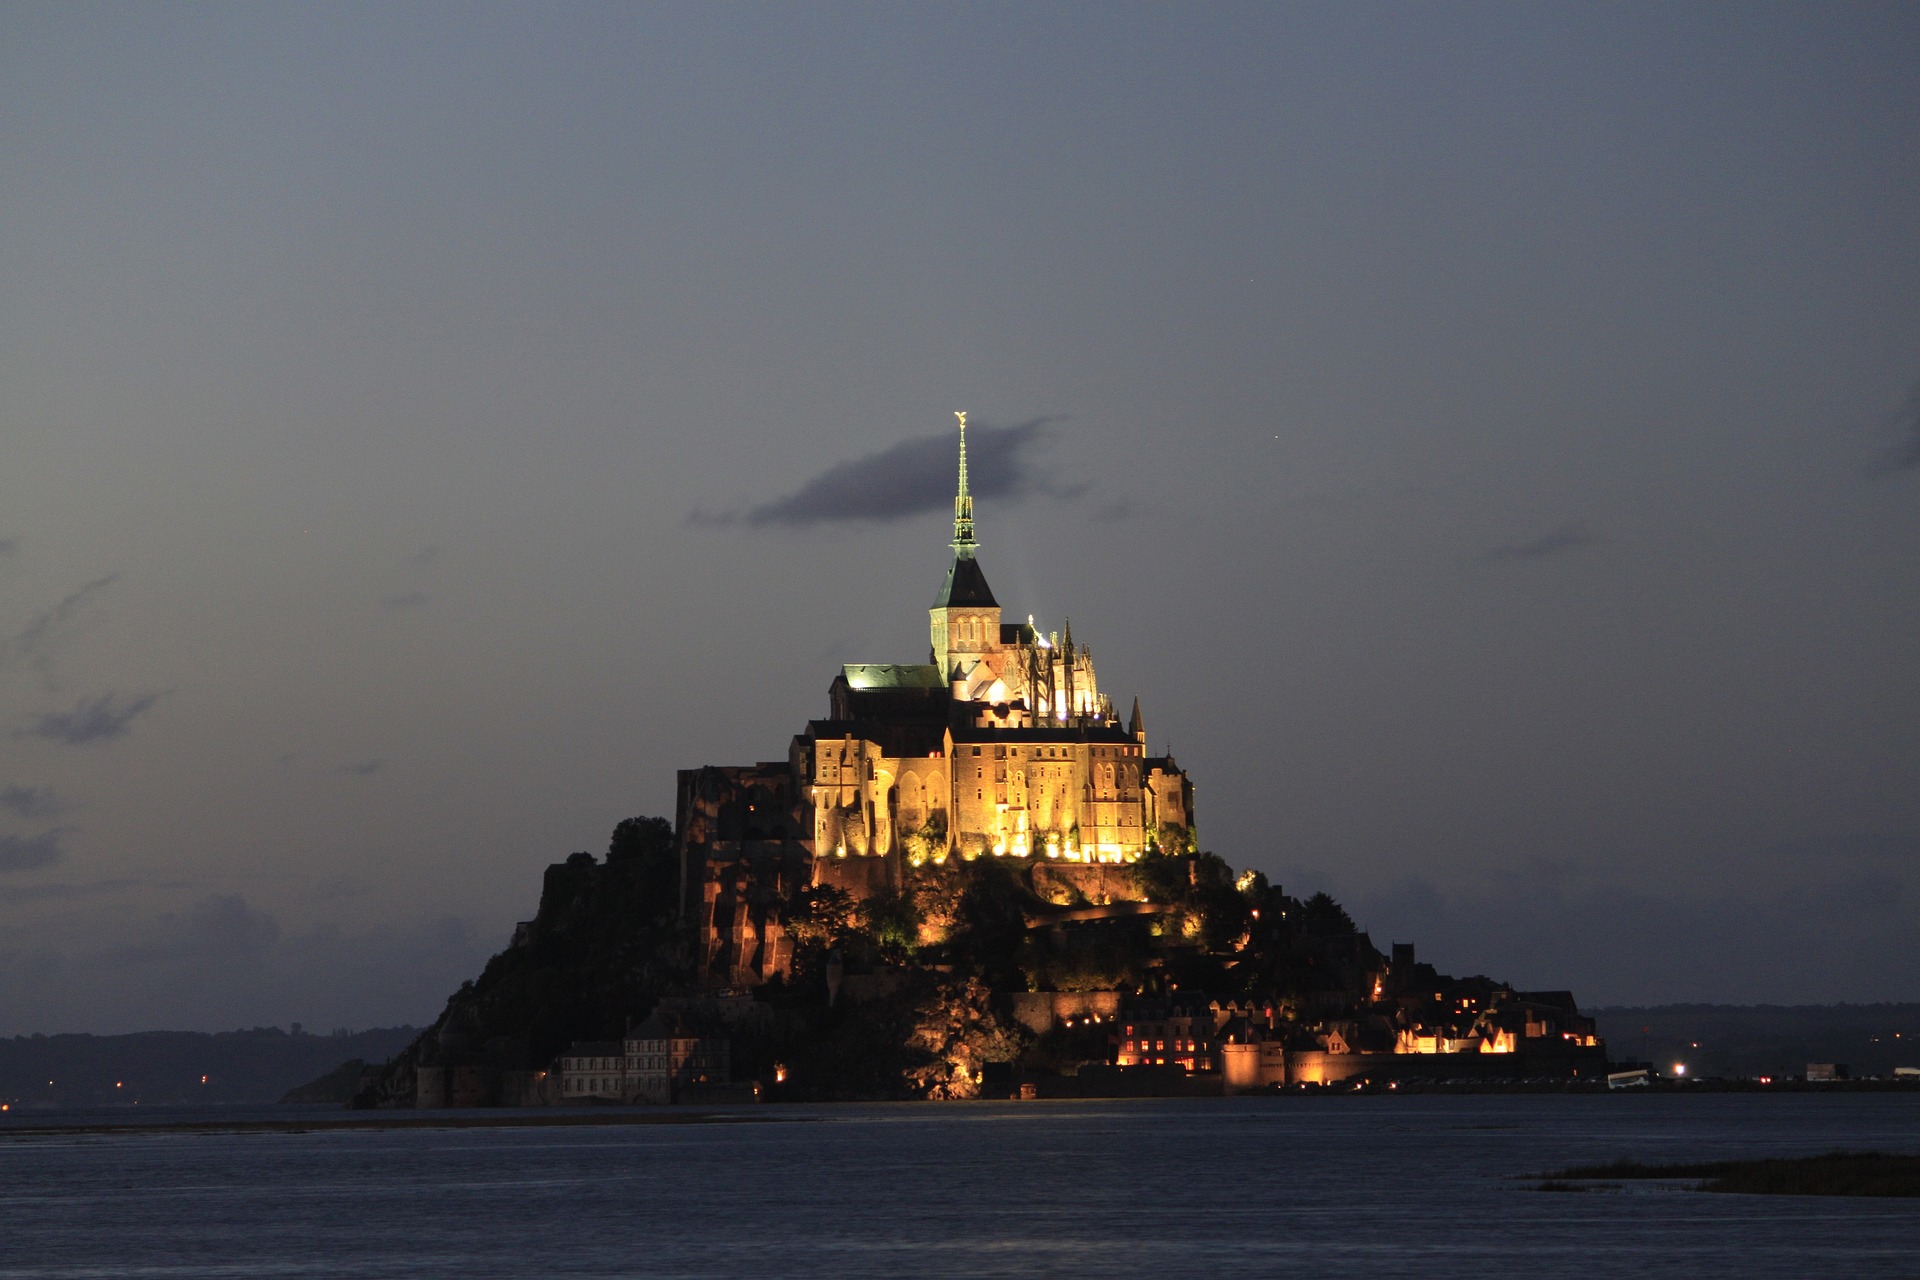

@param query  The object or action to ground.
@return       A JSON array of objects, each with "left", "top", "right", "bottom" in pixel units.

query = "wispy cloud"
[
  {"left": 1870, "top": 378, "right": 1920, "bottom": 474},
  {"left": 695, "top": 416, "right": 1080, "bottom": 528},
  {"left": 1486, "top": 522, "right": 1595, "bottom": 561},
  {"left": 0, "top": 878, "right": 133, "bottom": 904},
  {"left": 338, "top": 759, "right": 383, "bottom": 777},
  {"left": 23, "top": 693, "right": 161, "bottom": 746},
  {"left": 10, "top": 575, "right": 119, "bottom": 670},
  {"left": 377, "top": 546, "right": 439, "bottom": 609},
  {"left": 0, "top": 785, "right": 66, "bottom": 820},
  {"left": 109, "top": 894, "right": 282, "bottom": 965},
  {"left": 1350, "top": 865, "right": 1920, "bottom": 1006},
  {"left": 0, "top": 830, "right": 65, "bottom": 873}
]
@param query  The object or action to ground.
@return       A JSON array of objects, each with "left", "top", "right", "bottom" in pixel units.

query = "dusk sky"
[{"left": 2, "top": 3, "right": 1916, "bottom": 1034}]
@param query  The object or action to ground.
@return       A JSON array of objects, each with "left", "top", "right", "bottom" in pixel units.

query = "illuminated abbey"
[
  {"left": 677, "top": 414, "right": 1194, "bottom": 984},
  {"left": 369, "top": 414, "right": 1606, "bottom": 1107}
]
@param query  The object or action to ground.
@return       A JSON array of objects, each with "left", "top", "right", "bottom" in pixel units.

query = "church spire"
[{"left": 951, "top": 411, "right": 976, "bottom": 558}]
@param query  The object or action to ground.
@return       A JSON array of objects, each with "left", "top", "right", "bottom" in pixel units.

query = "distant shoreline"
[
  {"left": 5, "top": 1078, "right": 1918, "bottom": 1138},
  {"left": 0, "top": 1109, "right": 793, "bottom": 1140}
]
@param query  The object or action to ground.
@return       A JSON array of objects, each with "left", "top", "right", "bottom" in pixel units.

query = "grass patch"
[{"left": 1544, "top": 1151, "right": 1920, "bottom": 1198}]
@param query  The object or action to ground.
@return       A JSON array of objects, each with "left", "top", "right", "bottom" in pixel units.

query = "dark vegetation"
[
  {"left": 357, "top": 815, "right": 1346, "bottom": 1104},
  {"left": 354, "top": 814, "right": 1588, "bottom": 1105},
  {"left": 1542, "top": 1152, "right": 1920, "bottom": 1198},
  {"left": 354, "top": 817, "right": 692, "bottom": 1106},
  {"left": 280, "top": 1057, "right": 377, "bottom": 1104},
  {"left": 0, "top": 1027, "right": 416, "bottom": 1108},
  {"left": 1591, "top": 1003, "right": 1920, "bottom": 1079}
]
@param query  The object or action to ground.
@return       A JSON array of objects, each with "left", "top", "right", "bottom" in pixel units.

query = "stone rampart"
[
  {"left": 1028, "top": 862, "right": 1153, "bottom": 906},
  {"left": 1007, "top": 989, "right": 1124, "bottom": 1033}
]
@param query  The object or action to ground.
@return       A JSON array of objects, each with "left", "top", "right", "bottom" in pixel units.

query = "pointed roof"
[
  {"left": 950, "top": 411, "right": 977, "bottom": 558},
  {"left": 933, "top": 554, "right": 998, "bottom": 608}
]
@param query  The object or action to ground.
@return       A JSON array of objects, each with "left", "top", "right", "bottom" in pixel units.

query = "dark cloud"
[
  {"left": 379, "top": 589, "right": 429, "bottom": 610},
  {"left": 338, "top": 759, "right": 383, "bottom": 777},
  {"left": 1091, "top": 496, "right": 1140, "bottom": 523},
  {"left": 406, "top": 546, "right": 441, "bottom": 569},
  {"left": 10, "top": 574, "right": 119, "bottom": 668},
  {"left": 1871, "top": 379, "right": 1920, "bottom": 474},
  {"left": 0, "top": 830, "right": 65, "bottom": 873},
  {"left": 23, "top": 692, "right": 160, "bottom": 746},
  {"left": 1486, "top": 522, "right": 1595, "bottom": 561},
  {"left": 697, "top": 416, "right": 1079, "bottom": 528},
  {"left": 0, "top": 537, "right": 17, "bottom": 557},
  {"left": 0, "top": 785, "right": 66, "bottom": 820}
]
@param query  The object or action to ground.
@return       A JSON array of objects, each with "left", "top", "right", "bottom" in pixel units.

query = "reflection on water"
[{"left": 2, "top": 1095, "right": 1916, "bottom": 1278}]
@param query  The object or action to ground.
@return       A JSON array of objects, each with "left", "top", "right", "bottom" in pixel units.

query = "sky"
[{"left": 1, "top": 3, "right": 1916, "bottom": 1034}]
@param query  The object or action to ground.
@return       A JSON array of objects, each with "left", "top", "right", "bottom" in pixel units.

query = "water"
[{"left": 1, "top": 1095, "right": 1915, "bottom": 1277}]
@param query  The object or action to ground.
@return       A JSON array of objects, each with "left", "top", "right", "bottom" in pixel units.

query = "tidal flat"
[
  {"left": 1542, "top": 1150, "right": 1920, "bottom": 1197},
  {"left": 2, "top": 1094, "right": 1916, "bottom": 1278}
]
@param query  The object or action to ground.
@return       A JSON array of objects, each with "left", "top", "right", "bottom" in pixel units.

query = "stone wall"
[
  {"left": 1029, "top": 862, "right": 1154, "bottom": 906},
  {"left": 1008, "top": 989, "right": 1124, "bottom": 1034}
]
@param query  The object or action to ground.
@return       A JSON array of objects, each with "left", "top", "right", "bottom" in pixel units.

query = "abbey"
[
  {"left": 361, "top": 415, "right": 1607, "bottom": 1108},
  {"left": 677, "top": 414, "right": 1194, "bottom": 985}
]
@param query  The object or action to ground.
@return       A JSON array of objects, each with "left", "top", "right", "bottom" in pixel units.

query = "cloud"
[
  {"left": 0, "top": 830, "right": 65, "bottom": 873},
  {"left": 696, "top": 416, "right": 1080, "bottom": 528},
  {"left": 406, "top": 546, "right": 441, "bottom": 569},
  {"left": 22, "top": 692, "right": 160, "bottom": 746},
  {"left": 1347, "top": 867, "right": 1920, "bottom": 1006},
  {"left": 1486, "top": 521, "right": 1595, "bottom": 561},
  {"left": 0, "top": 902, "right": 492, "bottom": 1034},
  {"left": 10, "top": 574, "right": 119, "bottom": 669},
  {"left": 110, "top": 894, "right": 283, "bottom": 966},
  {"left": 0, "top": 785, "right": 66, "bottom": 820},
  {"left": 338, "top": 759, "right": 383, "bottom": 777},
  {"left": 379, "top": 589, "right": 429, "bottom": 610},
  {"left": 1871, "top": 379, "right": 1920, "bottom": 474},
  {"left": 0, "top": 537, "right": 17, "bottom": 557},
  {"left": 0, "top": 878, "right": 133, "bottom": 904}
]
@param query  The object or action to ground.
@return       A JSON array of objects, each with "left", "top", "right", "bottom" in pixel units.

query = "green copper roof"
[{"left": 841, "top": 663, "right": 946, "bottom": 690}]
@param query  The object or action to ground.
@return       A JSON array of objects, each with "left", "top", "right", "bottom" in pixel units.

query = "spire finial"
[{"left": 951, "top": 411, "right": 976, "bottom": 557}]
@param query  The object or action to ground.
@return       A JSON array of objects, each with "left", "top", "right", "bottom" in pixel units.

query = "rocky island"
[{"left": 357, "top": 415, "right": 1604, "bottom": 1107}]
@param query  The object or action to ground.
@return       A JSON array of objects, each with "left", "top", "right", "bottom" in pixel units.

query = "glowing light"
[{"left": 1673, "top": 1063, "right": 1686, "bottom": 1077}]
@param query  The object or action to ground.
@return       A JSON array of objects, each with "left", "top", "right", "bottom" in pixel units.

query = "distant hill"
[
  {"left": 0, "top": 1027, "right": 418, "bottom": 1108},
  {"left": 1592, "top": 1004, "right": 1920, "bottom": 1079}
]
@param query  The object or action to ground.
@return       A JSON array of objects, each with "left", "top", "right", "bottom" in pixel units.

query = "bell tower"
[{"left": 931, "top": 412, "right": 1002, "bottom": 692}]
